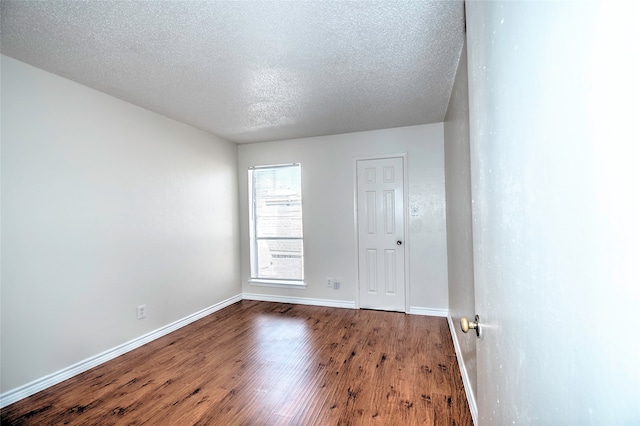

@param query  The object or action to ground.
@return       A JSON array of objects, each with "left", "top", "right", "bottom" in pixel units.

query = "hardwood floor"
[{"left": 1, "top": 301, "right": 472, "bottom": 425}]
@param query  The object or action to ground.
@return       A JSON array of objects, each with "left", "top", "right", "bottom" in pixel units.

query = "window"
[{"left": 249, "top": 163, "right": 304, "bottom": 286}]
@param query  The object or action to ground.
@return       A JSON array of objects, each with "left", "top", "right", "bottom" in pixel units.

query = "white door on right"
[{"left": 356, "top": 157, "right": 406, "bottom": 312}]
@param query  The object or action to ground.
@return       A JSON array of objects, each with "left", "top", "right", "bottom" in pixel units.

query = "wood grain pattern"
[{"left": 1, "top": 301, "right": 473, "bottom": 425}]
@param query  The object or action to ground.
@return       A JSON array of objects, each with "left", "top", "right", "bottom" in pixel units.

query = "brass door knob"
[{"left": 460, "top": 315, "right": 481, "bottom": 337}]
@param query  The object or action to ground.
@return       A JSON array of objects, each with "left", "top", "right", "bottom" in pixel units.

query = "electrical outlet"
[
  {"left": 137, "top": 304, "right": 146, "bottom": 320},
  {"left": 326, "top": 277, "right": 333, "bottom": 288},
  {"left": 333, "top": 280, "right": 340, "bottom": 290}
]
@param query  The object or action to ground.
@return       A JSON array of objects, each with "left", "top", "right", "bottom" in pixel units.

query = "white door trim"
[{"left": 353, "top": 153, "right": 409, "bottom": 313}]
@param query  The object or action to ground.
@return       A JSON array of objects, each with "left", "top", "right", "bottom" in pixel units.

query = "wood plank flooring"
[{"left": 1, "top": 301, "right": 472, "bottom": 425}]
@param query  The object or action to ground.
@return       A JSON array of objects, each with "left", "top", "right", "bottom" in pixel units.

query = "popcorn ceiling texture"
[{"left": 0, "top": 1, "right": 464, "bottom": 143}]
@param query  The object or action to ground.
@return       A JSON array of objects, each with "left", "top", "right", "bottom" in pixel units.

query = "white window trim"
[
  {"left": 248, "top": 163, "right": 305, "bottom": 285},
  {"left": 248, "top": 278, "right": 307, "bottom": 289}
]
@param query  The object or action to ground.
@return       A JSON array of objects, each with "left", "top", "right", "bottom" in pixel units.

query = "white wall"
[
  {"left": 0, "top": 56, "right": 241, "bottom": 393},
  {"left": 238, "top": 125, "right": 448, "bottom": 311},
  {"left": 443, "top": 39, "right": 477, "bottom": 409},
  {"left": 466, "top": 1, "right": 639, "bottom": 424}
]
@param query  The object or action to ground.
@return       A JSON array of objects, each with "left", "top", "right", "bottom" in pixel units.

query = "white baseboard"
[
  {"left": 408, "top": 306, "right": 448, "bottom": 317},
  {"left": 242, "top": 293, "right": 356, "bottom": 309},
  {"left": 0, "top": 294, "right": 243, "bottom": 409},
  {"left": 447, "top": 314, "right": 478, "bottom": 426}
]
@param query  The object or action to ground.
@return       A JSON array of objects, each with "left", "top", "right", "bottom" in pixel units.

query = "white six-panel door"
[{"left": 356, "top": 157, "right": 406, "bottom": 312}]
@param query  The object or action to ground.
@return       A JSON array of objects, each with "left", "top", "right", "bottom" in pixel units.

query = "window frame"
[{"left": 248, "top": 163, "right": 305, "bottom": 288}]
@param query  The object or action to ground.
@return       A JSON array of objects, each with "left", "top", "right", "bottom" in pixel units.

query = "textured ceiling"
[{"left": 0, "top": 1, "right": 464, "bottom": 144}]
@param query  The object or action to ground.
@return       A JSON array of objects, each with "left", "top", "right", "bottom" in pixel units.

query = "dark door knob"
[{"left": 396, "top": 240, "right": 402, "bottom": 246}]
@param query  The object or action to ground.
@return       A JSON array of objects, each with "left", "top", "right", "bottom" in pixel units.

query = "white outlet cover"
[{"left": 137, "top": 304, "right": 146, "bottom": 319}]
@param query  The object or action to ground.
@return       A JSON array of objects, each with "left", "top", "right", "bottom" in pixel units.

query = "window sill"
[{"left": 249, "top": 279, "right": 307, "bottom": 289}]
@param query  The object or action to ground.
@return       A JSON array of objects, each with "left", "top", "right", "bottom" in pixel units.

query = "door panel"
[
  {"left": 466, "top": 2, "right": 640, "bottom": 424},
  {"left": 357, "top": 157, "right": 405, "bottom": 312}
]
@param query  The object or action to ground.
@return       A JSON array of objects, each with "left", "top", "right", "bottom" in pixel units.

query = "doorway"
[{"left": 355, "top": 156, "right": 407, "bottom": 312}]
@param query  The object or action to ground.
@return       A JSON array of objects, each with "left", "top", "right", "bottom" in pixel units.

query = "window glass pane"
[
  {"left": 250, "top": 164, "right": 304, "bottom": 282},
  {"left": 256, "top": 239, "right": 303, "bottom": 280},
  {"left": 254, "top": 167, "right": 302, "bottom": 239}
]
